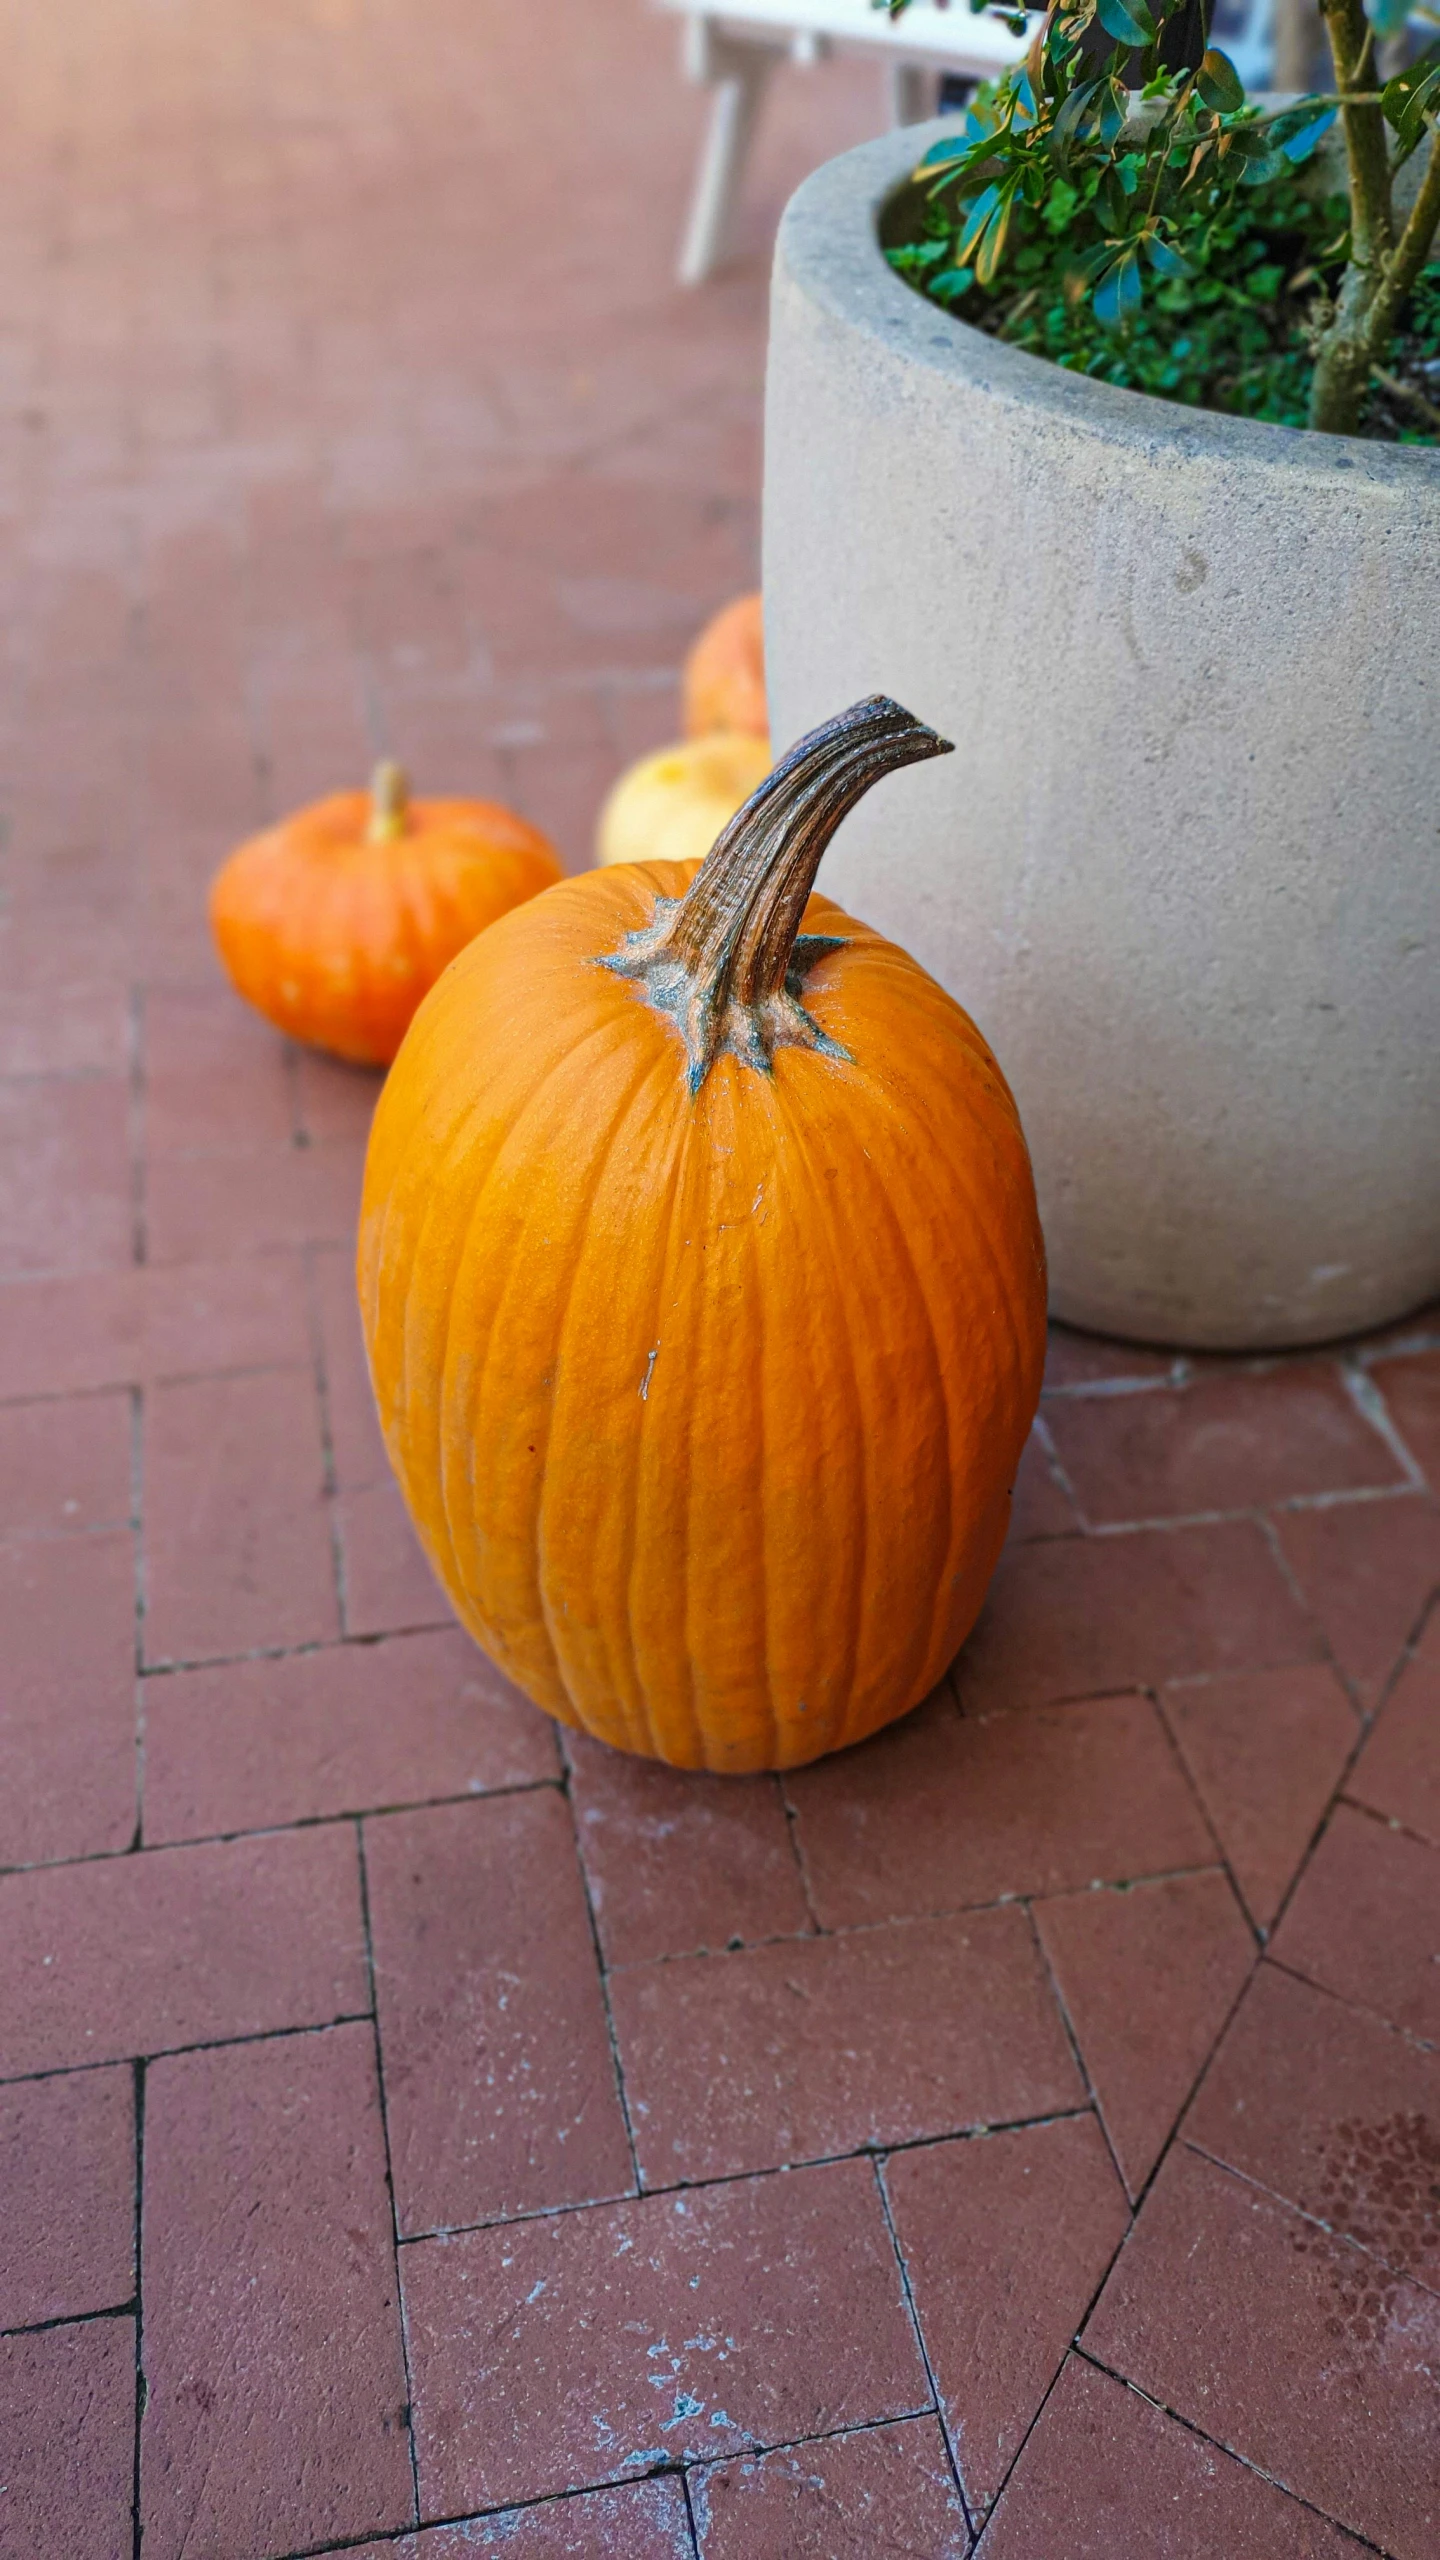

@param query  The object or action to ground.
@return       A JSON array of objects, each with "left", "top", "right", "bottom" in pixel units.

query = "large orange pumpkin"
[
  {"left": 209, "top": 762, "right": 561, "bottom": 1066},
  {"left": 359, "top": 699, "right": 1047, "bottom": 1772},
  {"left": 682, "top": 591, "right": 767, "bottom": 739}
]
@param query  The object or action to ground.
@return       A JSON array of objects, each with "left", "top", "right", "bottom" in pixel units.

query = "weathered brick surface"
[
  {"left": 609, "top": 1906, "right": 1082, "bottom": 2186},
  {"left": 402, "top": 2161, "right": 928, "bottom": 2516},
  {"left": 0, "top": 2317, "right": 136, "bottom": 2560},
  {"left": 140, "top": 2024, "right": 413, "bottom": 2558},
  {"left": 1160, "top": 1663, "right": 1358, "bottom": 1929},
  {"left": 0, "top": 1528, "right": 138, "bottom": 1867},
  {"left": 1085, "top": 2144, "right": 1440, "bottom": 2560},
  {"left": 142, "top": 1626, "right": 558, "bottom": 1844},
  {"left": 142, "top": 1367, "right": 338, "bottom": 1663},
  {"left": 1035, "top": 1869, "right": 1257, "bottom": 2197},
  {"left": 2, "top": 1, "right": 1435, "bottom": 2549},
  {"left": 691, "top": 2417, "right": 967, "bottom": 2556},
  {"left": 0, "top": 1827, "right": 367, "bottom": 2076},
  {"left": 886, "top": 2114, "right": 1129, "bottom": 2514},
  {"left": 983, "top": 2353, "right": 1365, "bottom": 2559},
  {"left": 365, "top": 1791, "right": 632, "bottom": 2234},
  {"left": 0, "top": 2065, "right": 135, "bottom": 2328},
  {"left": 785, "top": 1685, "right": 1212, "bottom": 1928}
]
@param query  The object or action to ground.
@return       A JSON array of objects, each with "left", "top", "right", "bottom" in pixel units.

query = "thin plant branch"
[{"left": 1371, "top": 362, "right": 1440, "bottom": 429}]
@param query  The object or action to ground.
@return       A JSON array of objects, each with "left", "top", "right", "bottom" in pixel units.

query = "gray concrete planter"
[{"left": 763, "top": 122, "right": 1440, "bottom": 1349}]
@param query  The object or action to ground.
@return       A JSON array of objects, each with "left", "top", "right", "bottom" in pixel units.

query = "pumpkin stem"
[
  {"left": 601, "top": 696, "right": 953, "bottom": 1093},
  {"left": 367, "top": 759, "right": 411, "bottom": 843}
]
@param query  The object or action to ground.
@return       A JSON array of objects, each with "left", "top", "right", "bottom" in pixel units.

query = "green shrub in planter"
[{"left": 884, "top": 0, "right": 1440, "bottom": 436}]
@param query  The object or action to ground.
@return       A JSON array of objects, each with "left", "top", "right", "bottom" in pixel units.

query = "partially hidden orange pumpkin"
[
  {"left": 209, "top": 762, "right": 561, "bottom": 1066},
  {"left": 682, "top": 591, "right": 767, "bottom": 739},
  {"left": 359, "top": 698, "right": 1047, "bottom": 1773}
]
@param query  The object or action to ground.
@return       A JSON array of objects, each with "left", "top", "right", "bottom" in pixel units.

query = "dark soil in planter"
[{"left": 882, "top": 164, "right": 1440, "bottom": 443}]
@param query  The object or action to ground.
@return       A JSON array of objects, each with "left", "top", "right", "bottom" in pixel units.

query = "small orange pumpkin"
[
  {"left": 209, "top": 763, "right": 561, "bottom": 1066},
  {"left": 359, "top": 699, "right": 1046, "bottom": 1773},
  {"left": 682, "top": 591, "right": 767, "bottom": 739}
]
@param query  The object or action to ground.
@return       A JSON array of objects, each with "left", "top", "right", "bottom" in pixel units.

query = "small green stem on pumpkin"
[
  {"left": 602, "top": 696, "right": 954, "bottom": 1093},
  {"left": 368, "top": 759, "right": 411, "bottom": 842}
]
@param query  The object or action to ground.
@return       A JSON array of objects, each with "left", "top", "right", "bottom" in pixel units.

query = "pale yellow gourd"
[{"left": 596, "top": 733, "right": 772, "bottom": 869}]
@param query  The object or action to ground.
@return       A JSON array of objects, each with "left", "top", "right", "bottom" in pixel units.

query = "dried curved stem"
[{"left": 602, "top": 695, "right": 953, "bottom": 1093}]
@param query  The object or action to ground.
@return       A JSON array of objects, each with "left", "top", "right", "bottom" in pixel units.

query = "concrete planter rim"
[{"left": 782, "top": 120, "right": 1440, "bottom": 494}]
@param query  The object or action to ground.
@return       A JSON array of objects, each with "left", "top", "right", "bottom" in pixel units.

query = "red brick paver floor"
[{"left": 2, "top": 4, "right": 1439, "bottom": 2554}]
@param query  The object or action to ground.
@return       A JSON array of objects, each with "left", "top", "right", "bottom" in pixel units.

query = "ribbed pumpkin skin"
[
  {"left": 210, "top": 791, "right": 561, "bottom": 1066},
  {"left": 682, "top": 592, "right": 768, "bottom": 739},
  {"left": 359, "top": 857, "right": 1046, "bottom": 1773}
]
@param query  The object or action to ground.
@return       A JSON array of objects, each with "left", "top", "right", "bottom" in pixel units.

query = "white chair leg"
[
  {"left": 886, "top": 59, "right": 932, "bottom": 127},
  {"left": 678, "top": 53, "right": 778, "bottom": 283}
]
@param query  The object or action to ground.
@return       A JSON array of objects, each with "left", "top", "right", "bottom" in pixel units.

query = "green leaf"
[
  {"left": 931, "top": 265, "right": 976, "bottom": 303},
  {"left": 955, "top": 184, "right": 1004, "bottom": 268},
  {"left": 1049, "top": 79, "right": 1100, "bottom": 169},
  {"left": 1383, "top": 46, "right": 1440, "bottom": 155},
  {"left": 1093, "top": 244, "right": 1144, "bottom": 328},
  {"left": 1099, "top": 164, "right": 1136, "bottom": 227},
  {"left": 1273, "top": 102, "right": 1338, "bottom": 163},
  {"left": 1095, "top": 0, "right": 1156, "bottom": 43},
  {"left": 1096, "top": 78, "right": 1130, "bottom": 145},
  {"left": 1144, "top": 231, "right": 1189, "bottom": 277},
  {"left": 1195, "top": 48, "right": 1245, "bottom": 113},
  {"left": 975, "top": 190, "right": 1018, "bottom": 285},
  {"left": 1223, "top": 123, "right": 1283, "bottom": 185},
  {"left": 1365, "top": 0, "right": 1414, "bottom": 38}
]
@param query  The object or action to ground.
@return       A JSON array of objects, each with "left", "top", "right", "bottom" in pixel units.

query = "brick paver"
[
  {"left": 567, "top": 1729, "right": 812, "bottom": 1967},
  {"left": 1273, "top": 1492, "right": 1440, "bottom": 1700},
  {"left": 1086, "top": 2144, "right": 1440, "bottom": 2560},
  {"left": 142, "top": 1625, "right": 558, "bottom": 1844},
  {"left": 982, "top": 2354, "right": 1365, "bottom": 2558},
  {"left": 0, "top": 1827, "right": 367, "bottom": 2075},
  {"left": 1270, "top": 1798, "right": 1440, "bottom": 2041},
  {"left": 2, "top": 0, "right": 1438, "bottom": 2552},
  {"left": 0, "top": 2317, "right": 136, "bottom": 2560},
  {"left": 610, "top": 1907, "right": 1082, "bottom": 2186},
  {"left": 885, "top": 2115, "right": 1129, "bottom": 2516},
  {"left": 140, "top": 2024, "right": 413, "bottom": 2557},
  {"left": 691, "top": 2417, "right": 968, "bottom": 2555},
  {"left": 365, "top": 1790, "right": 633, "bottom": 2234},
  {"left": 1, "top": 1528, "right": 138, "bottom": 1867},
  {"left": 1185, "top": 1963, "right": 1440, "bottom": 2289},
  {"left": 1044, "top": 1358, "right": 1406, "bottom": 1520},
  {"left": 1160, "top": 1662, "right": 1359, "bottom": 1928},
  {"left": 0, "top": 2065, "right": 135, "bottom": 2329},
  {"left": 1034, "top": 1868, "right": 1257, "bottom": 2197},
  {"left": 955, "top": 1516, "right": 1325, "bottom": 1709},
  {"left": 142, "top": 1365, "right": 339, "bottom": 1663},
  {"left": 785, "top": 1683, "right": 1213, "bottom": 1925},
  {"left": 1347, "top": 1646, "right": 1440, "bottom": 1844},
  {"left": 349, "top": 2480, "right": 696, "bottom": 2556},
  {"left": 402, "top": 2160, "right": 928, "bottom": 2517}
]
